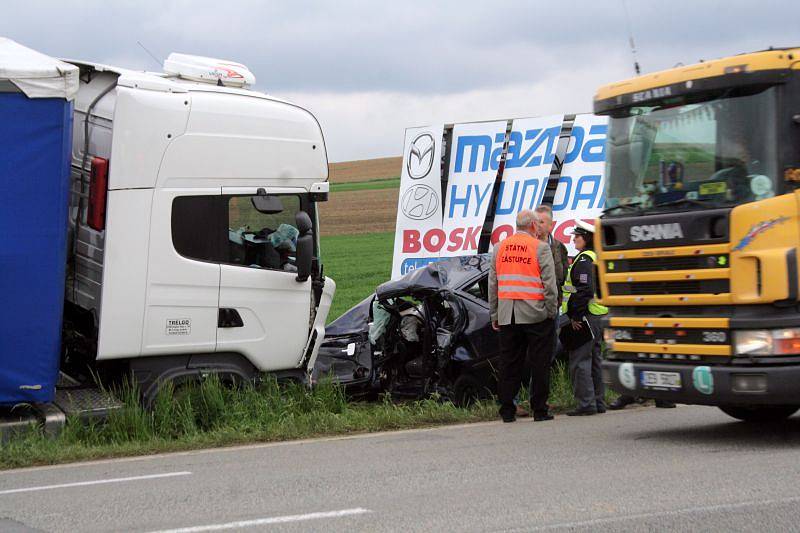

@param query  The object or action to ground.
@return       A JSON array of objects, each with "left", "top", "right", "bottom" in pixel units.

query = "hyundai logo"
[
  {"left": 401, "top": 184, "right": 439, "bottom": 220},
  {"left": 406, "top": 133, "right": 435, "bottom": 179}
]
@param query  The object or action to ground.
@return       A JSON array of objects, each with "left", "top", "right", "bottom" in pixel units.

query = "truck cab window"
[
  {"left": 227, "top": 195, "right": 303, "bottom": 271},
  {"left": 172, "top": 195, "right": 225, "bottom": 263}
]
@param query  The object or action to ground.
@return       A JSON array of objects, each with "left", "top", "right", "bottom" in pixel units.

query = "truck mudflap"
[{"left": 602, "top": 360, "right": 800, "bottom": 407}]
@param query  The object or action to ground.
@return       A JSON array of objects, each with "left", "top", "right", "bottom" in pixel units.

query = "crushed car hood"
[
  {"left": 375, "top": 255, "right": 489, "bottom": 300},
  {"left": 324, "top": 295, "right": 373, "bottom": 337}
]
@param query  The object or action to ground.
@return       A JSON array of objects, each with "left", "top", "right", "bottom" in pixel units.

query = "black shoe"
[
  {"left": 655, "top": 400, "right": 676, "bottom": 408},
  {"left": 566, "top": 408, "right": 597, "bottom": 416},
  {"left": 608, "top": 396, "right": 635, "bottom": 411},
  {"left": 596, "top": 404, "right": 607, "bottom": 414},
  {"left": 502, "top": 416, "right": 516, "bottom": 423},
  {"left": 533, "top": 413, "right": 554, "bottom": 422}
]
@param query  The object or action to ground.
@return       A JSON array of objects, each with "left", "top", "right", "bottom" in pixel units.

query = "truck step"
[{"left": 54, "top": 387, "right": 124, "bottom": 422}]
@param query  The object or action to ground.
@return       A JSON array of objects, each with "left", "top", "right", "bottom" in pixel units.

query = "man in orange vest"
[{"left": 489, "top": 209, "right": 558, "bottom": 422}]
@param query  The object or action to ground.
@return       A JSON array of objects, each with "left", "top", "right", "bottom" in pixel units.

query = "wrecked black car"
[{"left": 313, "top": 255, "right": 502, "bottom": 406}]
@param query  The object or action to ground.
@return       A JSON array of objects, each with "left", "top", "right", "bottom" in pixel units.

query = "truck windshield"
[{"left": 604, "top": 87, "right": 778, "bottom": 215}]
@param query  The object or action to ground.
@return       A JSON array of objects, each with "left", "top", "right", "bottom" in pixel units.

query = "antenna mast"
[
  {"left": 621, "top": 0, "right": 641, "bottom": 75},
  {"left": 136, "top": 41, "right": 163, "bottom": 69}
]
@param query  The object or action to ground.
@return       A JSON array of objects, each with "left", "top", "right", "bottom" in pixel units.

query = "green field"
[
  {"left": 329, "top": 176, "right": 400, "bottom": 193},
  {"left": 321, "top": 231, "right": 394, "bottom": 321}
]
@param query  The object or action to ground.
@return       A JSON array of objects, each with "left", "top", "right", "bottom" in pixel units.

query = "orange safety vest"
[{"left": 496, "top": 232, "right": 544, "bottom": 300}]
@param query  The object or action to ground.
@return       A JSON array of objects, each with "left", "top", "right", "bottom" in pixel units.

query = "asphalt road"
[{"left": 2, "top": 405, "right": 800, "bottom": 532}]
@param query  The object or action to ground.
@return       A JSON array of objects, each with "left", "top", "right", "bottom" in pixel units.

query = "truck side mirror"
[
  {"left": 295, "top": 211, "right": 313, "bottom": 282},
  {"left": 251, "top": 194, "right": 284, "bottom": 214}
]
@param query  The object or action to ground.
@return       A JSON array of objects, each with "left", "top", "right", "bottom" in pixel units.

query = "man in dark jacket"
[
  {"left": 535, "top": 205, "right": 569, "bottom": 300},
  {"left": 535, "top": 205, "right": 570, "bottom": 365}
]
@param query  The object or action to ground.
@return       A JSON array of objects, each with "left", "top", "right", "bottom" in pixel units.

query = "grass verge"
[{"left": 0, "top": 365, "right": 609, "bottom": 470}]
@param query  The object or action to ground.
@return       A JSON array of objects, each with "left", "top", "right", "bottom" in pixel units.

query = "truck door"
[
  {"left": 142, "top": 189, "right": 222, "bottom": 356},
  {"left": 217, "top": 188, "right": 313, "bottom": 371}
]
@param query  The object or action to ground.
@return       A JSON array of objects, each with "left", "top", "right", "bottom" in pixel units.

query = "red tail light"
[{"left": 88, "top": 157, "right": 108, "bottom": 231}]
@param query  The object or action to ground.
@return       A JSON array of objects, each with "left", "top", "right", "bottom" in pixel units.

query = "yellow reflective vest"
[{"left": 561, "top": 250, "right": 608, "bottom": 316}]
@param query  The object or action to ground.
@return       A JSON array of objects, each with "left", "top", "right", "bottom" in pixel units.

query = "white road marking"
[
  {"left": 149, "top": 508, "right": 372, "bottom": 532},
  {"left": 0, "top": 471, "right": 191, "bottom": 495},
  {"left": 520, "top": 495, "right": 800, "bottom": 531}
]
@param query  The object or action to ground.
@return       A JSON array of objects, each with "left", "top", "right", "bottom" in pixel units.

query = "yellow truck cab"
[{"left": 595, "top": 48, "right": 800, "bottom": 421}]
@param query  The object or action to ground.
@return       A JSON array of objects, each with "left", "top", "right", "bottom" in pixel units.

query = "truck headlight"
[
  {"left": 734, "top": 328, "right": 800, "bottom": 356},
  {"left": 734, "top": 330, "right": 770, "bottom": 355}
]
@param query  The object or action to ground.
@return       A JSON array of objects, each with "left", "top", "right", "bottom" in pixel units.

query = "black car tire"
[
  {"left": 452, "top": 374, "right": 490, "bottom": 408},
  {"left": 718, "top": 405, "right": 799, "bottom": 422}
]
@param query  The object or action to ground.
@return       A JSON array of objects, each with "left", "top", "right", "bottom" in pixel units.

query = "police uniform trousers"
[
  {"left": 498, "top": 315, "right": 554, "bottom": 419},
  {"left": 568, "top": 313, "right": 605, "bottom": 412}
]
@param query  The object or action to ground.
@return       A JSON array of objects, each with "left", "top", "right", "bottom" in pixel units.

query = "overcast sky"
[{"left": 4, "top": 1, "right": 798, "bottom": 161}]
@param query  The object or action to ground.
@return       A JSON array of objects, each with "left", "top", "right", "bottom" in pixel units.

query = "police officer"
[
  {"left": 563, "top": 220, "right": 608, "bottom": 416},
  {"left": 489, "top": 210, "right": 558, "bottom": 423}
]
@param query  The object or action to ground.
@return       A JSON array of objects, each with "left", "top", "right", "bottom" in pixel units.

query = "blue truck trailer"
[{"left": 0, "top": 38, "right": 77, "bottom": 405}]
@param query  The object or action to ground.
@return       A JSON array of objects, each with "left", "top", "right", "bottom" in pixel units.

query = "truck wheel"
[
  {"left": 452, "top": 374, "right": 489, "bottom": 408},
  {"left": 719, "top": 406, "right": 799, "bottom": 422}
]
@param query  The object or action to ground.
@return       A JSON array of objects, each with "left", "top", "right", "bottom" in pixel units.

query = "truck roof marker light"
[
  {"left": 724, "top": 64, "right": 749, "bottom": 74},
  {"left": 694, "top": 249, "right": 702, "bottom": 255},
  {"left": 679, "top": 297, "right": 688, "bottom": 302},
  {"left": 686, "top": 274, "right": 695, "bottom": 279},
  {"left": 636, "top": 297, "right": 644, "bottom": 302}
]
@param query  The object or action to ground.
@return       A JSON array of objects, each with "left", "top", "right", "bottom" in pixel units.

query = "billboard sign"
[
  {"left": 551, "top": 114, "right": 608, "bottom": 255},
  {"left": 440, "top": 120, "right": 508, "bottom": 258},
  {"left": 490, "top": 114, "right": 564, "bottom": 246},
  {"left": 391, "top": 114, "right": 609, "bottom": 279},
  {"left": 391, "top": 125, "right": 445, "bottom": 279}
]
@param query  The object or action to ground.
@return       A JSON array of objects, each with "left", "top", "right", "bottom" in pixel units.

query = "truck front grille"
[
  {"left": 608, "top": 279, "right": 730, "bottom": 296},
  {"left": 606, "top": 254, "right": 729, "bottom": 273}
]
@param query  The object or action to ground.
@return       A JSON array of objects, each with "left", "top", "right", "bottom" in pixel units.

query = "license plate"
[{"left": 641, "top": 371, "right": 682, "bottom": 390}]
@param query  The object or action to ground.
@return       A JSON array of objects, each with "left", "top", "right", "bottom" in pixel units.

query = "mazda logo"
[
  {"left": 406, "top": 133, "right": 435, "bottom": 179},
  {"left": 401, "top": 184, "right": 439, "bottom": 220}
]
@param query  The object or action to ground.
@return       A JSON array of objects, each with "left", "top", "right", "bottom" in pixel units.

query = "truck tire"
[{"left": 719, "top": 405, "right": 799, "bottom": 422}]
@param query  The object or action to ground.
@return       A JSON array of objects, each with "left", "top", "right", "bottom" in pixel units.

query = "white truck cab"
[{"left": 63, "top": 54, "right": 335, "bottom": 401}]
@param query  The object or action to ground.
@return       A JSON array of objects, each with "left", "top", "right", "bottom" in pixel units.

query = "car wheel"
[
  {"left": 719, "top": 405, "right": 799, "bottom": 422},
  {"left": 452, "top": 374, "right": 490, "bottom": 408}
]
